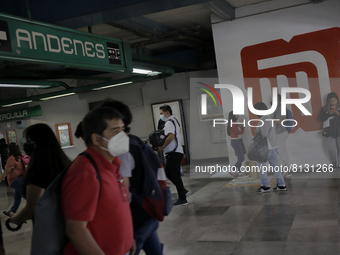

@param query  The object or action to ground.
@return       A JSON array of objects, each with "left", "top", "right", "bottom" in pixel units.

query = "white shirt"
[
  {"left": 117, "top": 152, "right": 135, "bottom": 177},
  {"left": 163, "top": 116, "right": 184, "bottom": 154}
]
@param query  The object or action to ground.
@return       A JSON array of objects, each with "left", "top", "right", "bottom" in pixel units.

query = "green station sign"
[
  {"left": 0, "top": 13, "right": 132, "bottom": 73},
  {"left": 0, "top": 105, "right": 42, "bottom": 122}
]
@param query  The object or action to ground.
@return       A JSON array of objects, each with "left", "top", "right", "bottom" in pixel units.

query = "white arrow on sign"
[{"left": 0, "top": 31, "right": 7, "bottom": 41}]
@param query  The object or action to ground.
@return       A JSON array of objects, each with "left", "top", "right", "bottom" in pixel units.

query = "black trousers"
[{"left": 165, "top": 152, "right": 186, "bottom": 200}]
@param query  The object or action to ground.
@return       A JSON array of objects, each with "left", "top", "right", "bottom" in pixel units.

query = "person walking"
[
  {"left": 157, "top": 105, "right": 188, "bottom": 206},
  {"left": 62, "top": 107, "right": 134, "bottom": 255},
  {"left": 227, "top": 111, "right": 248, "bottom": 178},
  {"left": 9, "top": 124, "right": 71, "bottom": 225},
  {"left": 253, "top": 102, "right": 287, "bottom": 193},
  {"left": 0, "top": 143, "right": 29, "bottom": 216}
]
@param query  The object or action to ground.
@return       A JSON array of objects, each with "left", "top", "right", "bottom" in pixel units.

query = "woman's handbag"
[
  {"left": 247, "top": 133, "right": 268, "bottom": 162},
  {"left": 322, "top": 128, "right": 333, "bottom": 137}
]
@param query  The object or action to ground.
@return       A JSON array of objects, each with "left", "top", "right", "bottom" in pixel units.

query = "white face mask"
[
  {"left": 160, "top": 114, "right": 167, "bottom": 122},
  {"left": 100, "top": 131, "right": 129, "bottom": 156}
]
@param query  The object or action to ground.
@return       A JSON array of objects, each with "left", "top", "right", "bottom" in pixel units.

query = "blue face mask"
[{"left": 160, "top": 114, "right": 167, "bottom": 122}]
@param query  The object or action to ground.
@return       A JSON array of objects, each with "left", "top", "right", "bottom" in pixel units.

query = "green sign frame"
[
  {"left": 0, "top": 13, "right": 132, "bottom": 73},
  {"left": 0, "top": 105, "right": 42, "bottom": 122}
]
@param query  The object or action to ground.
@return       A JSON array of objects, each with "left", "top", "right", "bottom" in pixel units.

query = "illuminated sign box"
[{"left": 0, "top": 13, "right": 132, "bottom": 73}]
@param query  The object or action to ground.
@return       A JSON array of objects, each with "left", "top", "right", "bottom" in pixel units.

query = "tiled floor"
[{"left": 1, "top": 170, "right": 340, "bottom": 255}]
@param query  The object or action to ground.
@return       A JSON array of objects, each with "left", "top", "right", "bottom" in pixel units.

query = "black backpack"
[
  {"left": 31, "top": 152, "right": 101, "bottom": 255},
  {"left": 148, "top": 130, "right": 168, "bottom": 150},
  {"left": 149, "top": 118, "right": 180, "bottom": 152}
]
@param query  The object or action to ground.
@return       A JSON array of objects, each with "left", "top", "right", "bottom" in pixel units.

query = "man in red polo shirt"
[{"left": 62, "top": 107, "right": 134, "bottom": 255}]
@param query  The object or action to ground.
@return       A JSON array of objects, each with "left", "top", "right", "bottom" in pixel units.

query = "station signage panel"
[
  {"left": 0, "top": 105, "right": 42, "bottom": 122},
  {"left": 0, "top": 13, "right": 132, "bottom": 73}
]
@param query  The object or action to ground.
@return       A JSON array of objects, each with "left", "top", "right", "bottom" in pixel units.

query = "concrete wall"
[{"left": 189, "top": 77, "right": 228, "bottom": 160}]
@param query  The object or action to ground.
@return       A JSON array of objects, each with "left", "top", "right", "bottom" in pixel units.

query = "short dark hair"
[
  {"left": 327, "top": 92, "right": 339, "bottom": 103},
  {"left": 100, "top": 99, "right": 132, "bottom": 133},
  {"left": 83, "top": 107, "right": 123, "bottom": 145},
  {"left": 159, "top": 104, "right": 172, "bottom": 115},
  {"left": 253, "top": 102, "right": 268, "bottom": 111},
  {"left": 8, "top": 143, "right": 21, "bottom": 159},
  {"left": 74, "top": 121, "right": 84, "bottom": 139}
]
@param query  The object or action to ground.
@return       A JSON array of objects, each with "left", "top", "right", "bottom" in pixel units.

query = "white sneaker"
[
  {"left": 228, "top": 171, "right": 237, "bottom": 178},
  {"left": 161, "top": 243, "right": 167, "bottom": 255},
  {"left": 238, "top": 173, "right": 249, "bottom": 178}
]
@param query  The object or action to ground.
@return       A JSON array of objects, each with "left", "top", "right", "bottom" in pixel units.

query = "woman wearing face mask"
[
  {"left": 227, "top": 111, "right": 249, "bottom": 178},
  {"left": 321, "top": 92, "right": 340, "bottom": 169},
  {"left": 9, "top": 123, "right": 71, "bottom": 225}
]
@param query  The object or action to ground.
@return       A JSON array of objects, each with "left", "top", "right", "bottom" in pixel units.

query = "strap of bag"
[
  {"left": 80, "top": 152, "right": 102, "bottom": 196},
  {"left": 165, "top": 118, "right": 179, "bottom": 154}
]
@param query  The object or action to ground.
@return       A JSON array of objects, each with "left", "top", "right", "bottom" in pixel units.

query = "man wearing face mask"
[
  {"left": 157, "top": 105, "right": 188, "bottom": 206},
  {"left": 101, "top": 99, "right": 166, "bottom": 255},
  {"left": 61, "top": 107, "right": 135, "bottom": 255}
]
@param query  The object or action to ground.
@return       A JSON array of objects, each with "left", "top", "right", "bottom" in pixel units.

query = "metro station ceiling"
[{"left": 0, "top": 0, "right": 314, "bottom": 106}]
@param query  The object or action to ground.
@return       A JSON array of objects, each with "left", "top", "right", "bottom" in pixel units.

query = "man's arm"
[
  {"left": 158, "top": 133, "right": 174, "bottom": 152},
  {"left": 65, "top": 220, "right": 105, "bottom": 255}
]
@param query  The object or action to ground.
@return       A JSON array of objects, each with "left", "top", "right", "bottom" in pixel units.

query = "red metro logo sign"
[{"left": 240, "top": 27, "right": 340, "bottom": 133}]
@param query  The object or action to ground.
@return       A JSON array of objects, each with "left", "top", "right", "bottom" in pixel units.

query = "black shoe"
[
  {"left": 173, "top": 198, "right": 188, "bottom": 206},
  {"left": 184, "top": 189, "right": 190, "bottom": 196},
  {"left": 3, "top": 211, "right": 10, "bottom": 218},
  {"left": 273, "top": 184, "right": 287, "bottom": 191},
  {"left": 257, "top": 186, "right": 271, "bottom": 193}
]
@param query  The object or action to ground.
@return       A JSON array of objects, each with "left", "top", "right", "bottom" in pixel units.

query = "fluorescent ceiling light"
[
  {"left": 148, "top": 71, "right": 162, "bottom": 76},
  {"left": 0, "top": 84, "right": 50, "bottom": 88},
  {"left": 2, "top": 100, "right": 33, "bottom": 107},
  {"left": 133, "top": 68, "right": 153, "bottom": 74},
  {"left": 92, "top": 81, "right": 133, "bottom": 91},
  {"left": 132, "top": 68, "right": 162, "bottom": 76},
  {"left": 40, "top": 92, "right": 76, "bottom": 101}
]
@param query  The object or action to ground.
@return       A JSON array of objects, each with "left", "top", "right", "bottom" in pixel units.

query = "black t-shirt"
[
  {"left": 157, "top": 119, "right": 165, "bottom": 130},
  {"left": 26, "top": 167, "right": 54, "bottom": 189}
]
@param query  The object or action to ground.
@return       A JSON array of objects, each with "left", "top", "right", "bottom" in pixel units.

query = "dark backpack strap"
[
  {"left": 165, "top": 118, "right": 179, "bottom": 154},
  {"left": 79, "top": 152, "right": 102, "bottom": 196},
  {"left": 166, "top": 119, "right": 177, "bottom": 135},
  {"left": 173, "top": 117, "right": 180, "bottom": 127}
]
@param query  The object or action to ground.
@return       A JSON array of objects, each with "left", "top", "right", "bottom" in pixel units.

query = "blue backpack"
[
  {"left": 129, "top": 134, "right": 173, "bottom": 221},
  {"left": 274, "top": 108, "right": 294, "bottom": 133},
  {"left": 283, "top": 109, "right": 294, "bottom": 132}
]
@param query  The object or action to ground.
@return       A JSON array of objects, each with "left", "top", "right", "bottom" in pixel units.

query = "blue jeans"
[
  {"left": 258, "top": 147, "right": 285, "bottom": 187},
  {"left": 134, "top": 217, "right": 162, "bottom": 255},
  {"left": 230, "top": 139, "right": 245, "bottom": 171},
  {"left": 10, "top": 176, "right": 26, "bottom": 213}
]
